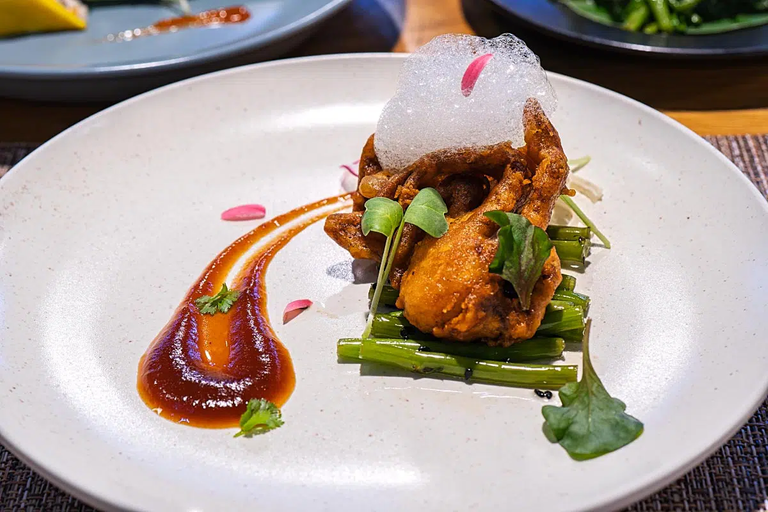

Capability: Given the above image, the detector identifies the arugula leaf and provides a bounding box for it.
[403,187,449,238]
[234,398,284,438]
[542,321,643,460]
[484,211,553,310]
[361,197,403,238]
[194,283,241,315]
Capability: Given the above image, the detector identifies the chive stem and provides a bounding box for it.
[559,195,612,249]
[368,284,399,308]
[361,232,394,339]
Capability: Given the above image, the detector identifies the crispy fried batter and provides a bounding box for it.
[325,141,521,286]
[324,99,569,345]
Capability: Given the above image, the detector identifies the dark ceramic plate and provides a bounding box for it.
[485,0,768,57]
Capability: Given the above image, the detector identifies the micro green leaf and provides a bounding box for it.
[360,188,448,339]
[234,398,284,438]
[194,283,241,315]
[361,197,404,238]
[485,211,553,310]
[403,187,449,238]
[542,322,643,460]
[361,198,403,338]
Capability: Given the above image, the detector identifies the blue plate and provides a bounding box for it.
[0,0,350,101]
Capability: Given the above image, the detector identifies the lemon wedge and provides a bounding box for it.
[0,0,89,37]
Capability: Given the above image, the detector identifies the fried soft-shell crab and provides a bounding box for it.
[324,99,570,347]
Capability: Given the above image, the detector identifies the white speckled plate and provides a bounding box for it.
[1,54,767,512]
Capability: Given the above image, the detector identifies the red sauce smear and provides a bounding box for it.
[106,5,250,43]
[138,194,351,428]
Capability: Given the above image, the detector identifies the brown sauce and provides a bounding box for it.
[105,6,250,43]
[138,194,351,428]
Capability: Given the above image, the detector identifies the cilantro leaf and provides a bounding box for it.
[542,321,643,460]
[234,398,284,438]
[194,283,241,315]
[403,187,449,238]
[361,197,403,238]
[484,211,553,310]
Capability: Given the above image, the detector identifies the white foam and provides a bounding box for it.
[375,34,557,171]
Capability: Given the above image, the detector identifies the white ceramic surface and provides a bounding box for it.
[1,55,767,512]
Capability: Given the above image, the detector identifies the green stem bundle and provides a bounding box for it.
[553,239,591,267]
[546,225,591,242]
[338,336,565,363]
[558,274,577,292]
[353,340,577,389]
[372,305,586,343]
[552,289,591,313]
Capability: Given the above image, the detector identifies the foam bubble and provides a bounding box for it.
[375,34,557,171]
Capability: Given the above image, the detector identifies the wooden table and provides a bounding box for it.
[2,0,768,142]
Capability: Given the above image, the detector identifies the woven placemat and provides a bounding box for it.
[1,138,767,512]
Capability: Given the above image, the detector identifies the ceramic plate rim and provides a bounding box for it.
[0,0,351,79]
[1,53,768,512]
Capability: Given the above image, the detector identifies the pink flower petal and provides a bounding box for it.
[340,170,358,193]
[283,299,312,324]
[340,164,358,177]
[339,158,361,192]
[461,53,493,97]
[221,204,266,221]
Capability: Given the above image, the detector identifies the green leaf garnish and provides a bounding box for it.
[360,188,448,338]
[234,398,284,438]
[361,197,403,238]
[402,187,449,238]
[361,198,404,339]
[542,321,643,460]
[485,211,553,310]
[194,283,241,315]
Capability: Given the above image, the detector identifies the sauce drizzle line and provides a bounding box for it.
[138,194,350,428]
[105,5,250,43]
